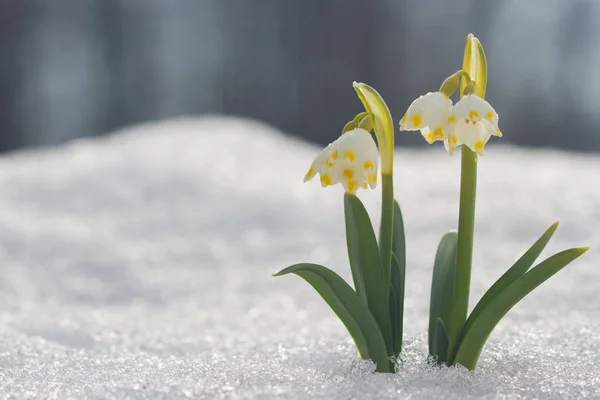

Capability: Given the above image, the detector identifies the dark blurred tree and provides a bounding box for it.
[0,2,28,151]
[0,0,598,153]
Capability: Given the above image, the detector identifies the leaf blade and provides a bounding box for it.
[453,247,589,370]
[344,193,393,355]
[390,200,406,354]
[273,263,391,372]
[352,82,394,174]
[454,221,559,359]
[428,231,458,364]
[431,318,449,364]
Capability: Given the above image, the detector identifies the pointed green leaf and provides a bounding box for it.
[473,37,487,98]
[353,82,395,286]
[344,193,393,355]
[454,222,559,358]
[352,82,394,175]
[390,200,406,354]
[428,231,458,364]
[453,247,589,370]
[273,263,391,372]
[460,34,474,98]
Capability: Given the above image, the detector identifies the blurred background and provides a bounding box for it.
[0,0,599,153]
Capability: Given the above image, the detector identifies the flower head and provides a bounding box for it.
[399,92,453,144]
[304,128,379,193]
[400,92,501,155]
[448,94,501,155]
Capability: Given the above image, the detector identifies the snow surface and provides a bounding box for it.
[0,116,598,399]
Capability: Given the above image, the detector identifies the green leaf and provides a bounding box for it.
[430,318,449,364]
[453,247,589,370]
[390,200,406,354]
[428,231,458,364]
[389,253,404,355]
[273,263,391,372]
[344,193,393,355]
[472,36,488,98]
[453,222,559,360]
[460,34,474,98]
[352,82,394,175]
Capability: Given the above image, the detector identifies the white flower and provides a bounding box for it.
[400,92,502,155]
[304,128,379,193]
[448,94,502,155]
[399,92,453,144]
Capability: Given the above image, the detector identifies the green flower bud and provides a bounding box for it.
[357,115,373,132]
[342,111,369,134]
[440,71,472,98]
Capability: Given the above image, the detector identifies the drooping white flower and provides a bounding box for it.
[448,94,501,155]
[399,92,453,144]
[400,91,502,155]
[304,128,379,193]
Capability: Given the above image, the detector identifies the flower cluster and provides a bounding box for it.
[279,34,589,376]
[400,92,502,155]
[304,128,379,193]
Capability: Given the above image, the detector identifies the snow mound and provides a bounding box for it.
[0,116,598,399]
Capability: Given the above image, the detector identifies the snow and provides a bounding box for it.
[0,116,598,399]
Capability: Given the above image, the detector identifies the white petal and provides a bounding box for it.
[336,129,378,164]
[303,143,333,182]
[307,128,379,193]
[480,119,498,138]
[419,127,435,144]
[454,95,498,126]
[453,119,491,155]
[400,92,452,132]
[443,138,456,155]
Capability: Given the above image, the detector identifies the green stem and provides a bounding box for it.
[380,173,394,288]
[449,146,477,352]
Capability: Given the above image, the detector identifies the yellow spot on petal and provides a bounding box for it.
[410,113,423,127]
[469,110,480,120]
[425,132,435,142]
[486,111,494,119]
[433,127,443,139]
[464,118,470,124]
[343,168,354,180]
[451,135,458,145]
[363,182,368,189]
[474,140,484,151]
[347,181,358,193]
[304,167,314,180]
[448,115,456,124]
[320,174,332,186]
[364,160,374,170]
[368,174,378,183]
[344,150,355,162]
[331,150,338,160]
